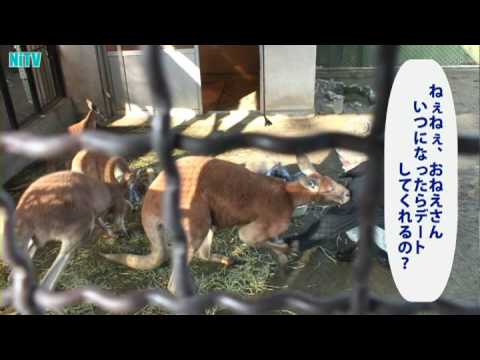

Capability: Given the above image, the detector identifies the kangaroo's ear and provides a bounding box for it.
[86,99,95,111]
[296,154,317,176]
[113,164,126,184]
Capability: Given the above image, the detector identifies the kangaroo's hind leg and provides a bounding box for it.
[96,217,115,238]
[238,219,291,267]
[166,221,203,296]
[40,218,95,292]
[166,201,211,296]
[40,241,78,292]
[26,239,38,258]
[166,241,197,297]
[196,229,234,267]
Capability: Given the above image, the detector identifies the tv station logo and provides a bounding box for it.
[9,51,42,69]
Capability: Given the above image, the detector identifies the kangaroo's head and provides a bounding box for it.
[85,98,106,126]
[293,154,351,206]
[105,157,143,209]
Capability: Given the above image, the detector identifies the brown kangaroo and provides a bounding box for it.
[71,149,142,233]
[71,150,135,187]
[46,99,103,173]
[13,157,132,291]
[102,154,350,294]
[68,99,100,135]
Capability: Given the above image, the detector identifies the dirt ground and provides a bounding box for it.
[1,109,478,314]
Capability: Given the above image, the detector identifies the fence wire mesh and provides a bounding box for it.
[317,45,480,67]
[0,45,479,315]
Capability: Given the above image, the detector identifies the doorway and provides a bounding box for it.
[199,45,260,113]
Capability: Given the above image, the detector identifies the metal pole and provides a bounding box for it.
[261,45,272,126]
[95,45,114,118]
[0,60,19,129]
[20,45,42,113]
[117,45,131,112]
[47,45,66,98]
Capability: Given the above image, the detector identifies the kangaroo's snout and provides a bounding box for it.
[331,182,351,207]
[308,174,351,207]
[340,188,351,205]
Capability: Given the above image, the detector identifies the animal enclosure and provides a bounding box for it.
[0,45,479,315]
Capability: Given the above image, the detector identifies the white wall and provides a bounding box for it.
[262,45,317,113]
[108,48,202,114]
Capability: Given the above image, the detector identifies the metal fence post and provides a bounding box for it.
[0,61,19,130]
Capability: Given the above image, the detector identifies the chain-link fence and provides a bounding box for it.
[0,45,479,315]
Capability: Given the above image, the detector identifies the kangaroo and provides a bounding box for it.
[68,99,102,135]
[13,156,133,291]
[102,154,351,294]
[46,99,104,173]
[71,149,142,233]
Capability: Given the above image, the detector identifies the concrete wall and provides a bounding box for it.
[58,45,107,116]
[1,98,77,185]
[262,45,317,113]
